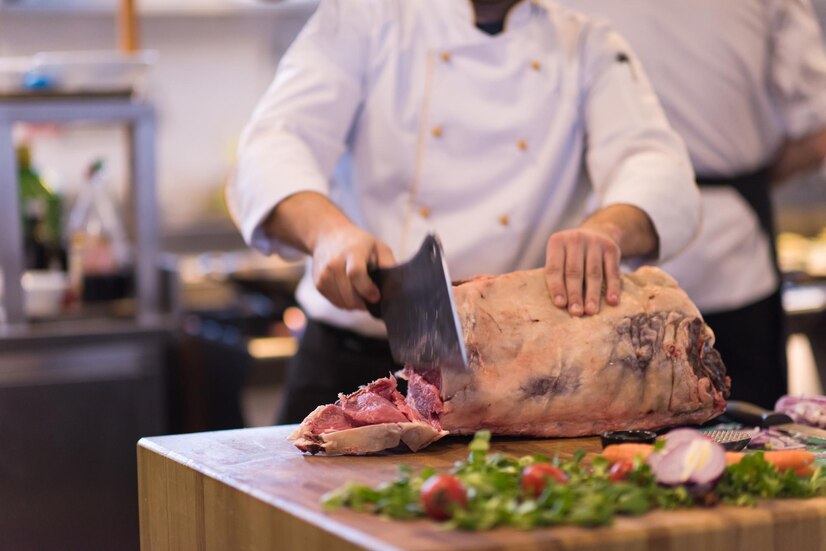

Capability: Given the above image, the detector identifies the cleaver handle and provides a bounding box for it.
[725,400,794,428]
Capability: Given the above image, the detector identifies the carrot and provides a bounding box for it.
[725,451,743,466]
[763,450,815,477]
[601,443,654,464]
[725,450,815,476]
[604,445,815,476]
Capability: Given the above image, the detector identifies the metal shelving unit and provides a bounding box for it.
[0,94,172,550]
[0,94,160,326]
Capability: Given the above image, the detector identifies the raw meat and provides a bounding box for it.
[291,376,447,454]
[443,266,729,436]
[291,266,730,454]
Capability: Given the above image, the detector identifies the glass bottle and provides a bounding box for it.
[18,144,64,271]
[66,159,133,303]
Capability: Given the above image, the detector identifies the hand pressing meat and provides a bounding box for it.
[545,205,659,316]
[291,266,730,454]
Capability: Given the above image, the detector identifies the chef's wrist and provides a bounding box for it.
[579,220,623,247]
[582,204,658,258]
[264,191,354,256]
[308,216,358,254]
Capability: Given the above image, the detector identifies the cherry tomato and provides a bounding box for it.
[521,463,568,497]
[420,474,468,521]
[609,460,634,482]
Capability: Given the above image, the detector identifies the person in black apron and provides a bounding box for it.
[276,9,523,425]
[247,0,700,425]
[272,4,664,425]
[696,169,787,410]
[557,0,826,409]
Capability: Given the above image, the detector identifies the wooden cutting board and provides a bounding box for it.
[137,425,826,551]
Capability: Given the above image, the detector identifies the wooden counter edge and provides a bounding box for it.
[136,437,398,551]
[135,432,826,551]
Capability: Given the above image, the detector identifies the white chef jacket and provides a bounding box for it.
[228,0,700,337]
[555,0,826,314]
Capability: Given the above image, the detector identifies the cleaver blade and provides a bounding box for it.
[367,233,468,372]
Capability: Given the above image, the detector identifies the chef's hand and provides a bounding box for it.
[544,205,659,316]
[312,224,396,311]
[263,191,396,311]
[544,226,622,317]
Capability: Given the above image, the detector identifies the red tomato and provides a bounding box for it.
[609,460,633,482]
[521,463,568,497]
[420,474,468,521]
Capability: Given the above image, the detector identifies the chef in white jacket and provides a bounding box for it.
[557,0,826,408]
[228,0,701,423]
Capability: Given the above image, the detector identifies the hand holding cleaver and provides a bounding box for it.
[366,234,468,373]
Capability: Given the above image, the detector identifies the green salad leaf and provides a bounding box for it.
[320,432,825,530]
[715,452,825,506]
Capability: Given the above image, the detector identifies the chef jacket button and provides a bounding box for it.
[499,215,510,226]
[432,126,443,138]
[517,139,528,151]
[531,60,542,71]
[441,51,451,63]
[419,206,431,219]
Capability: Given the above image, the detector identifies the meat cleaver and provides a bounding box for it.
[725,400,826,441]
[366,233,468,372]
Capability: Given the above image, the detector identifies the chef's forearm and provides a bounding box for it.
[772,127,826,183]
[263,191,354,255]
[580,204,659,259]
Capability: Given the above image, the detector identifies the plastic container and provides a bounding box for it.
[0,57,33,95]
[22,271,69,318]
[29,50,157,93]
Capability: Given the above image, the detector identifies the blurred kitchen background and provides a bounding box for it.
[0,0,825,549]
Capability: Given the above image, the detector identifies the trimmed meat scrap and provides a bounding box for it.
[291,266,729,454]
[290,376,447,454]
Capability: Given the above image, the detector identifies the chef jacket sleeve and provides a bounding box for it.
[227,0,373,258]
[768,0,826,139]
[580,21,701,262]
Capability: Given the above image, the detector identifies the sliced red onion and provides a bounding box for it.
[649,430,726,491]
[649,428,711,470]
[775,395,826,429]
[658,428,711,451]
[748,428,806,451]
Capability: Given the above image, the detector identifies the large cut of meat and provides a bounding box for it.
[291,266,730,454]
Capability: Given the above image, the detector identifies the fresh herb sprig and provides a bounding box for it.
[321,432,825,530]
[716,452,826,506]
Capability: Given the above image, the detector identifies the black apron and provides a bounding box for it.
[696,167,788,408]
[696,166,778,272]
[276,320,399,424]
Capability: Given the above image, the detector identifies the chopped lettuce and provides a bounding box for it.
[716,452,826,506]
[320,432,826,530]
